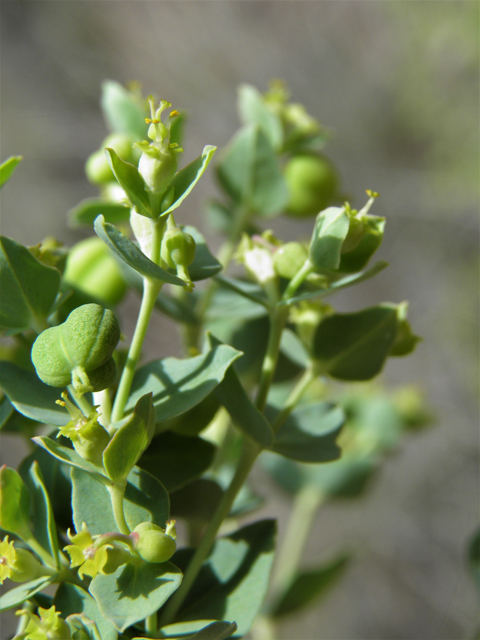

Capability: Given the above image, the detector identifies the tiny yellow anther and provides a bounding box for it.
[366,190,379,198]
[169,110,180,118]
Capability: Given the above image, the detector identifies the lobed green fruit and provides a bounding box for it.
[32,304,120,391]
[273,242,309,279]
[132,522,176,563]
[161,228,196,268]
[64,237,127,306]
[284,153,338,218]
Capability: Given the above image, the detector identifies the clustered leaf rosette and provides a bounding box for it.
[0,537,45,584]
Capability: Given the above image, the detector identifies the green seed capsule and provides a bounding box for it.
[161,228,196,269]
[132,521,177,564]
[273,242,309,280]
[32,304,120,393]
[64,237,127,306]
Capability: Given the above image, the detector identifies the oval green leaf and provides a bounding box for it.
[161,145,217,217]
[90,561,182,632]
[0,466,31,539]
[101,80,148,140]
[0,236,61,331]
[54,583,118,640]
[71,465,169,535]
[173,519,276,637]
[216,125,287,217]
[32,436,108,484]
[0,362,70,426]
[68,198,131,227]
[103,393,155,483]
[312,304,400,381]
[105,148,152,218]
[125,341,242,423]
[268,402,344,463]
[309,207,350,270]
[138,431,216,492]
[0,156,22,189]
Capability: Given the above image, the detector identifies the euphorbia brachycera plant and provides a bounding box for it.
[0,81,427,640]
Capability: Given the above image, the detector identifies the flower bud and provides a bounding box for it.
[132,521,176,564]
[273,242,309,280]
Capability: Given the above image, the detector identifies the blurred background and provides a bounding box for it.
[1,2,478,638]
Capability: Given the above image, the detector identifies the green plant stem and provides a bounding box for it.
[94,388,112,428]
[183,205,253,352]
[111,218,164,423]
[107,483,130,535]
[281,259,315,302]
[255,306,290,412]
[267,484,324,610]
[23,534,58,568]
[15,600,34,636]
[271,366,316,433]
[158,438,261,627]
[145,613,157,636]
[160,280,290,626]
[67,385,93,417]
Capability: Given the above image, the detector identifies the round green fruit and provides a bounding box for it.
[161,228,196,268]
[64,237,127,306]
[85,133,135,185]
[133,522,176,563]
[273,242,309,280]
[284,154,338,218]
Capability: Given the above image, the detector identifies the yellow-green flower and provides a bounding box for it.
[15,606,71,640]
[64,523,112,579]
[0,537,16,583]
[0,537,44,584]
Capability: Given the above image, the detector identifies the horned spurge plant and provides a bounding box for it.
[0,80,428,640]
